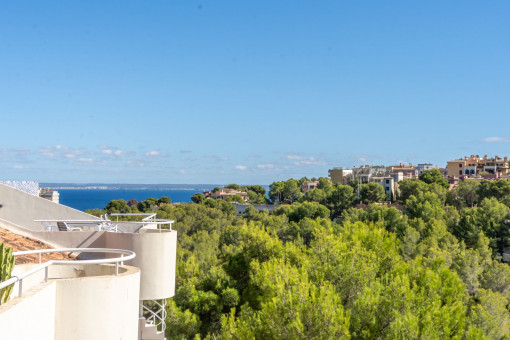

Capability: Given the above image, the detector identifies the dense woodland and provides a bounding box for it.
[87,170,510,339]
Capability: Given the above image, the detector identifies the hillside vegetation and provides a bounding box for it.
[89,175,510,339]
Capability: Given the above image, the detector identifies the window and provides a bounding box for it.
[385,179,390,184]
[386,187,390,191]
[459,170,462,175]
[459,164,463,167]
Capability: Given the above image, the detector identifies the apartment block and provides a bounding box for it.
[417,163,434,174]
[328,168,353,184]
[369,176,395,201]
[388,163,419,180]
[446,155,510,177]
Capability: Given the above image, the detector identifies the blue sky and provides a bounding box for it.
[1,1,509,184]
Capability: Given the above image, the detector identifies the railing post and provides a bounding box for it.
[38,253,42,264]
[18,279,23,297]
[120,254,124,266]
[45,267,49,282]
[115,261,119,276]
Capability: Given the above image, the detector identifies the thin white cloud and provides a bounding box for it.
[99,146,131,157]
[349,154,382,165]
[145,150,168,157]
[235,165,247,171]
[206,155,229,162]
[481,137,510,143]
[126,160,145,167]
[284,154,326,167]
[293,158,326,166]
[0,147,31,159]
[77,157,94,163]
[257,164,275,170]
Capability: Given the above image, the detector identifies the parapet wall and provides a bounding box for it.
[106,229,177,300]
[0,264,140,340]
[0,183,97,230]
[0,281,56,340]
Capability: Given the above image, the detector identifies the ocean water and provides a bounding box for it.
[58,189,203,212]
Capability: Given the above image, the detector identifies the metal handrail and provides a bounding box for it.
[105,213,174,231]
[142,299,167,333]
[0,248,136,300]
[110,213,156,218]
[35,218,174,232]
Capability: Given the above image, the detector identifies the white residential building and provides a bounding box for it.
[0,183,177,339]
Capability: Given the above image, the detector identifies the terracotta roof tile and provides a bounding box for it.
[0,227,74,265]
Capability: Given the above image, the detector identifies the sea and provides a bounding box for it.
[41,183,270,212]
[41,184,219,212]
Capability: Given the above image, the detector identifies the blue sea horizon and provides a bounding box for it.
[50,184,271,212]
[57,188,206,211]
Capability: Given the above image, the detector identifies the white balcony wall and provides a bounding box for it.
[0,281,57,340]
[106,229,177,300]
[54,264,140,340]
[0,264,140,340]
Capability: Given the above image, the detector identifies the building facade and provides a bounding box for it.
[302,180,319,193]
[446,155,510,177]
[328,168,352,184]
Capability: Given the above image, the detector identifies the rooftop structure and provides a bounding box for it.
[0,182,177,339]
[0,181,60,203]
[352,165,388,184]
[387,163,419,179]
[39,189,59,204]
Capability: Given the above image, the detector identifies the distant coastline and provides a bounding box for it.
[40,183,271,211]
[41,183,223,191]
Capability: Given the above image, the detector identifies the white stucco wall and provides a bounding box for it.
[0,281,56,340]
[106,229,177,300]
[0,264,140,340]
[0,183,98,230]
[54,265,140,340]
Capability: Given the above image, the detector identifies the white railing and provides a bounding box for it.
[35,215,174,233]
[109,213,174,231]
[0,248,136,300]
[141,299,167,333]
